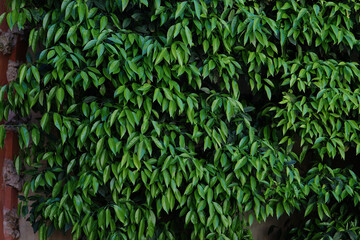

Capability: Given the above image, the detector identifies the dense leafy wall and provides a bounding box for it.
[1,0,360,239]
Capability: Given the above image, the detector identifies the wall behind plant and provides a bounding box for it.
[1,0,360,239]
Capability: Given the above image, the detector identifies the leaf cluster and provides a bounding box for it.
[2,0,360,239]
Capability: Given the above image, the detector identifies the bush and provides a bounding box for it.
[1,0,360,239]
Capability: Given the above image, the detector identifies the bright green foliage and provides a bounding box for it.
[2,0,360,239]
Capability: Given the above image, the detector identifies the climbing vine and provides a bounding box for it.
[1,0,360,239]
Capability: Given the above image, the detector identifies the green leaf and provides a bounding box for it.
[20,127,30,147]
[276,203,283,219]
[265,85,271,100]
[53,113,62,130]
[304,203,314,217]
[19,65,27,84]
[40,113,49,130]
[138,83,152,92]
[0,125,5,148]
[297,8,307,21]
[108,138,117,155]
[103,165,110,183]
[194,0,201,19]
[250,176,256,190]
[56,87,65,104]
[155,48,167,65]
[67,159,76,174]
[54,27,64,43]
[14,156,21,175]
[65,85,74,98]
[175,2,187,19]
[83,39,96,50]
[321,204,331,218]
[147,210,156,237]
[213,37,220,54]
[80,125,90,143]
[226,101,233,121]
[100,16,108,32]
[67,25,77,39]
[96,137,105,155]
[82,103,90,117]
[317,203,324,220]
[184,26,193,47]
[122,0,129,11]
[109,60,120,74]
[348,231,357,240]
[0,12,6,25]
[52,180,63,198]
[31,128,40,145]
[234,157,247,170]
[114,205,126,223]
[78,2,86,22]
[31,66,40,83]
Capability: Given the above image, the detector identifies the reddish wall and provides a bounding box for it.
[0,0,24,239]
[1,132,19,240]
[0,135,3,240]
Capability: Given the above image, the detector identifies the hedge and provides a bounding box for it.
[1,0,360,239]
